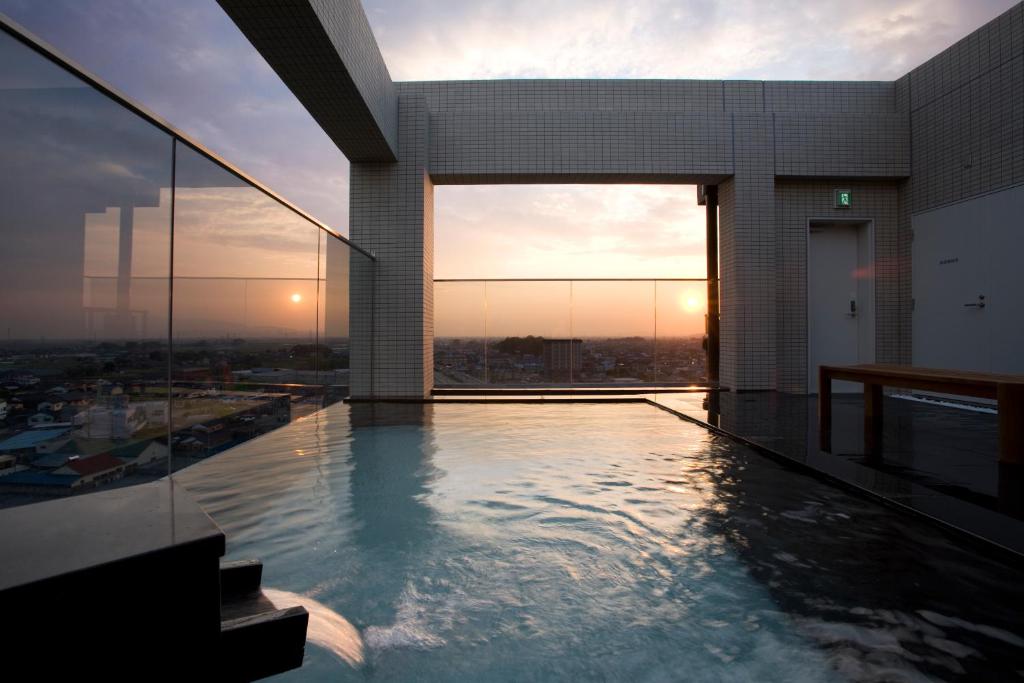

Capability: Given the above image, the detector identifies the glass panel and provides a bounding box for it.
[320,234,352,405]
[434,281,486,384]
[0,32,172,506]
[572,281,656,384]
[170,141,320,469]
[485,282,571,385]
[655,281,709,384]
[433,280,711,387]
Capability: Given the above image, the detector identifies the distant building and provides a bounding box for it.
[0,428,73,454]
[0,470,80,494]
[136,400,169,426]
[27,412,55,427]
[54,452,127,487]
[31,451,76,470]
[543,339,583,380]
[74,395,147,440]
[108,440,168,467]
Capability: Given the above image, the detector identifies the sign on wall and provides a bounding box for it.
[834,189,852,209]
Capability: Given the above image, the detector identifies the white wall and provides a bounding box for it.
[912,183,1024,374]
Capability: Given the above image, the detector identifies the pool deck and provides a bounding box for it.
[397,389,1024,562]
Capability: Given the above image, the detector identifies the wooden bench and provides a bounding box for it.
[818,364,1024,465]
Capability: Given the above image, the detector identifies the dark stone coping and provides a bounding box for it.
[432,385,710,396]
[0,478,225,592]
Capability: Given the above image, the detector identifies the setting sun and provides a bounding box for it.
[680,294,702,313]
[290,293,302,303]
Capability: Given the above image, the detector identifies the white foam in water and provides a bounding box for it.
[264,588,365,668]
[364,620,446,651]
[364,584,446,652]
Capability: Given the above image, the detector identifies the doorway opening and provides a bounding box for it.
[432,184,712,387]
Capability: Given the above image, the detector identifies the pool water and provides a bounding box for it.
[178,402,1024,681]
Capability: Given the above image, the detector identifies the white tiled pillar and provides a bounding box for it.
[350,96,433,398]
[718,114,777,391]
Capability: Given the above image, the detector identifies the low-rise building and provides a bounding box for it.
[0,427,73,455]
[74,402,147,440]
[54,452,127,487]
[27,412,55,427]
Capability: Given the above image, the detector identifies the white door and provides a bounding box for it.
[808,222,873,392]
[913,184,1024,375]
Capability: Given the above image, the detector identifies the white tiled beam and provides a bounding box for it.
[218,0,397,162]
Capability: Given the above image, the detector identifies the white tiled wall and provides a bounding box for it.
[345,2,1023,397]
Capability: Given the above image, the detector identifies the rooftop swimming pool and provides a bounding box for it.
[178,402,1024,681]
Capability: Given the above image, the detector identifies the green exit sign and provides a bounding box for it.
[835,189,852,208]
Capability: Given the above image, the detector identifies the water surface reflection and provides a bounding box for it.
[180,402,1023,681]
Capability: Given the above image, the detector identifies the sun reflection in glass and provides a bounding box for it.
[290,293,302,303]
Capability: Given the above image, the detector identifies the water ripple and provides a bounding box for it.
[179,402,1024,682]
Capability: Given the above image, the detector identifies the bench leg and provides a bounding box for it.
[864,383,883,461]
[997,383,1024,466]
[818,367,832,452]
[998,463,1023,517]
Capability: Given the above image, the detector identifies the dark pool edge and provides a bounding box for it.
[348,396,653,404]
[643,398,1024,569]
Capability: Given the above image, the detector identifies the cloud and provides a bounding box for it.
[364,0,1016,81]
[435,184,707,278]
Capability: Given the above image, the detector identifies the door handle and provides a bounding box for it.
[964,295,986,309]
[845,299,857,317]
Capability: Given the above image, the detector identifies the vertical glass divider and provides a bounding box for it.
[483,281,489,385]
[314,232,321,386]
[654,280,658,385]
[569,280,574,385]
[374,260,377,393]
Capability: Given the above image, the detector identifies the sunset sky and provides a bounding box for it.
[0,0,1015,281]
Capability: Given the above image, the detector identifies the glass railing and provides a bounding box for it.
[0,22,374,505]
[434,279,709,387]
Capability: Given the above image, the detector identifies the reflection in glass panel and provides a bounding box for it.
[434,281,487,384]
[655,281,709,384]
[486,282,571,385]
[170,141,320,468]
[573,281,656,384]
[0,32,172,507]
[321,234,353,404]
